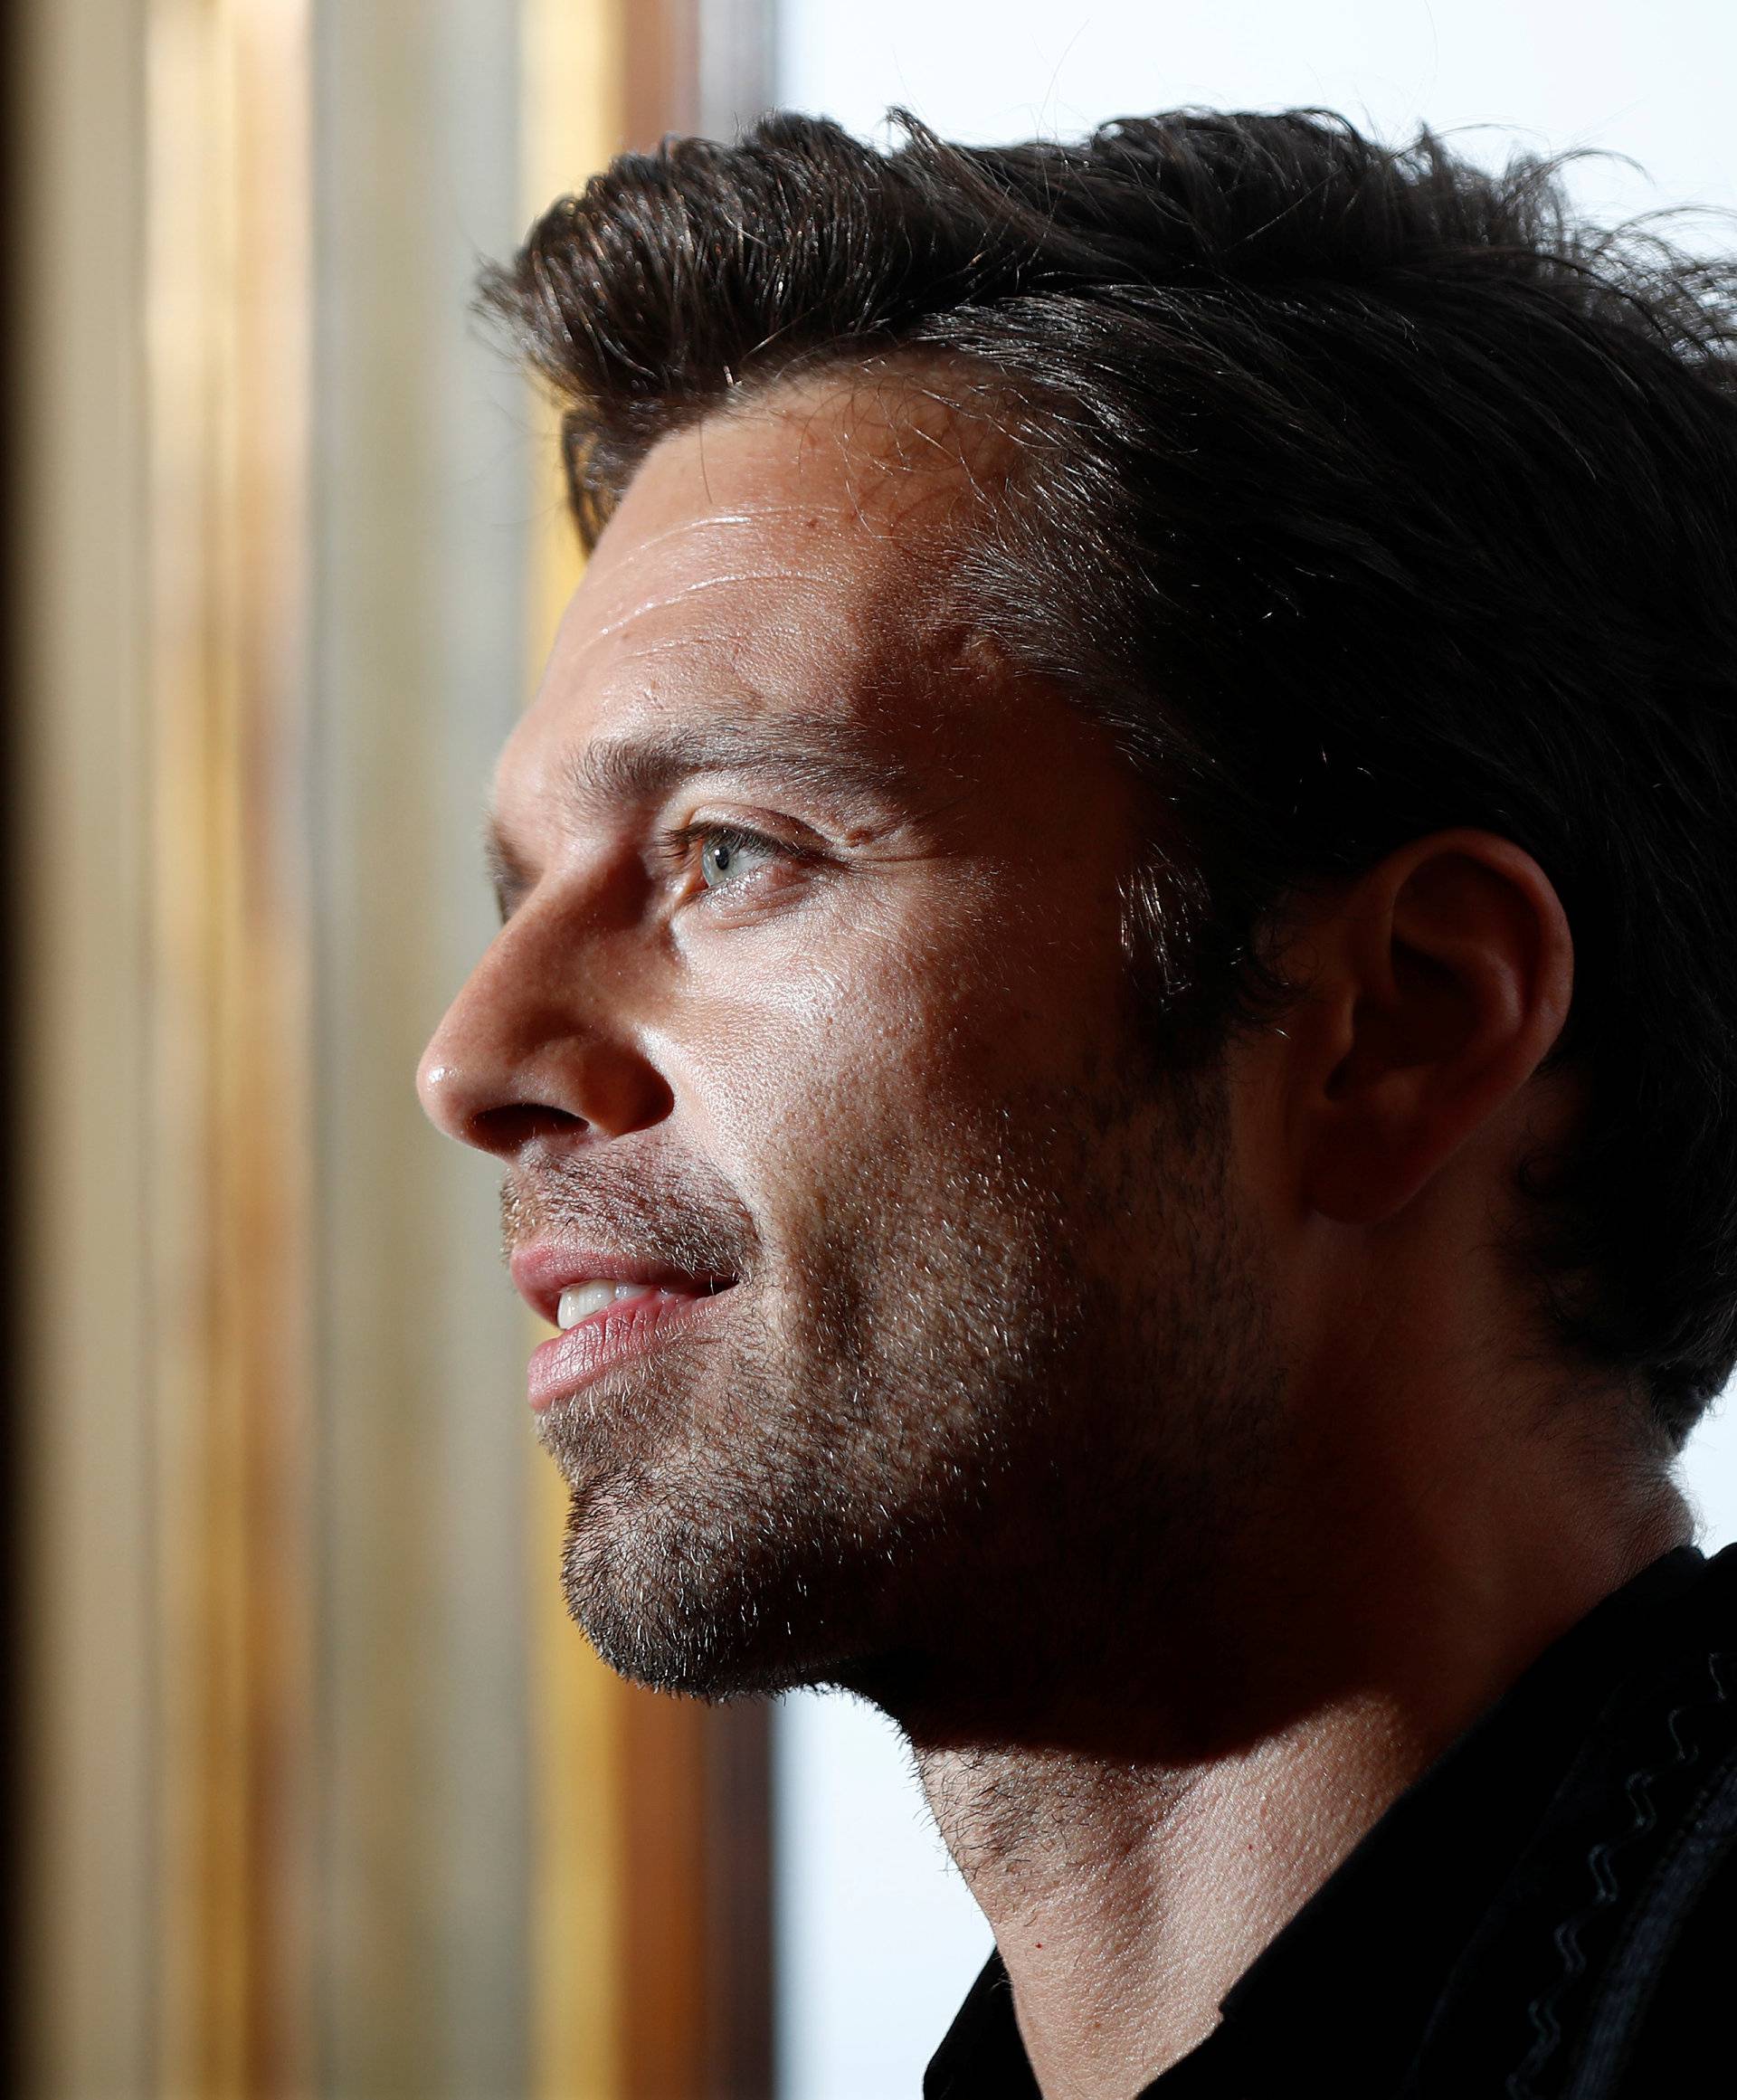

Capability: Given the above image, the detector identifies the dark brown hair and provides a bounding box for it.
[481,108,1737,1446]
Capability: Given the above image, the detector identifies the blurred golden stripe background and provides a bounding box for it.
[9,3,773,2094]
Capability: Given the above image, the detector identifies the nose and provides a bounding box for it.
[416,907,673,1160]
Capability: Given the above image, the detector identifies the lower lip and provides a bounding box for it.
[526,1288,732,1412]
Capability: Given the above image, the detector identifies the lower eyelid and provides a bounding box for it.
[698,849,827,915]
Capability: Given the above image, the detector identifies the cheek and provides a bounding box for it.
[654,880,1131,1193]
[666,949,960,1178]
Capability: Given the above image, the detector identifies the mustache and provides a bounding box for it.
[498,1146,760,1281]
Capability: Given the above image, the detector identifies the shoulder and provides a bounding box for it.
[1519,1598,1737,2098]
[1410,1552,1737,2096]
[1614,1843,1737,2093]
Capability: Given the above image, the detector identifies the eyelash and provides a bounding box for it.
[658,820,802,891]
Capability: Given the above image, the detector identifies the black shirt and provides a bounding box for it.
[925,1542,1737,2099]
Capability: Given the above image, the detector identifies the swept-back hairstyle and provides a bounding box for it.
[480,108,1737,1446]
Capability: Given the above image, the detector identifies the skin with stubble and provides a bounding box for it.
[418,373,1691,2098]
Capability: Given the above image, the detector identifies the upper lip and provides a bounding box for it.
[508,1242,736,1327]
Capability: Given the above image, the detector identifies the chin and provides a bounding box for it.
[555,1485,893,1703]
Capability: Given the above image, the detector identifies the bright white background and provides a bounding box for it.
[769,7,1737,2096]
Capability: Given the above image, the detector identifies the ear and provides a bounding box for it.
[1286,831,1574,1226]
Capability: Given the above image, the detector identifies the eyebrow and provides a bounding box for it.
[481,712,906,917]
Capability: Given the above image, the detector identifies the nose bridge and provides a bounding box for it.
[417,885,664,1148]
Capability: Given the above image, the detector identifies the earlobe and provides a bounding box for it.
[1295,832,1573,1227]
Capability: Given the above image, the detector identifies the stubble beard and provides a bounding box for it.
[525,1051,1284,1720]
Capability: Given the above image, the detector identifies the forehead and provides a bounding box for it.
[497,375,1001,820]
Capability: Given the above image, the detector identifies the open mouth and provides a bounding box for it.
[514,1250,740,1413]
[553,1276,733,1332]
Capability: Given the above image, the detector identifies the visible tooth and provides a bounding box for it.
[557,1281,618,1329]
[612,1281,642,1300]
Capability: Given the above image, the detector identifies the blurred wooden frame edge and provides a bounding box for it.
[0,0,32,2086]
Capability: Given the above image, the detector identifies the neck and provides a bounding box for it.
[902,1395,1690,2100]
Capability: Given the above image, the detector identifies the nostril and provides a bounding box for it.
[422,1042,671,1153]
[464,1101,589,1156]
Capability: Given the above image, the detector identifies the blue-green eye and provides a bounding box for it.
[698,826,777,890]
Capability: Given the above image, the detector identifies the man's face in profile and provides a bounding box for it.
[419,377,1282,1725]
